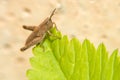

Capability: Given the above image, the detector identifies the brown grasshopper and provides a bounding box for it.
[20,8,57,51]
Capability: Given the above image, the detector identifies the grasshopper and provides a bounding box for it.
[20,8,57,51]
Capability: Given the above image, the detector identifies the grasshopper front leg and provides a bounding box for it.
[47,31,61,39]
[53,22,59,31]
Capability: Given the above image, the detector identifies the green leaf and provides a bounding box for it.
[102,50,118,80]
[27,40,66,80]
[93,43,108,80]
[27,27,120,80]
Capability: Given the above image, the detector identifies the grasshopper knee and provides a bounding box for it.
[20,46,28,51]
[23,25,28,29]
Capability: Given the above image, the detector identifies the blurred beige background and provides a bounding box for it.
[0,0,120,80]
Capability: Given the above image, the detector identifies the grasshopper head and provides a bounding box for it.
[46,8,56,29]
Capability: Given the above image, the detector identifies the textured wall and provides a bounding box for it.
[0,0,120,80]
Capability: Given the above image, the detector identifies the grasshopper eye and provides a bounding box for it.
[46,19,52,25]
[46,21,49,25]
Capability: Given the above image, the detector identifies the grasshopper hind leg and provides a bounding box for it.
[23,25,36,31]
[20,34,46,51]
[20,36,42,51]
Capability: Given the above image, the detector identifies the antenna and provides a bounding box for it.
[49,8,56,19]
